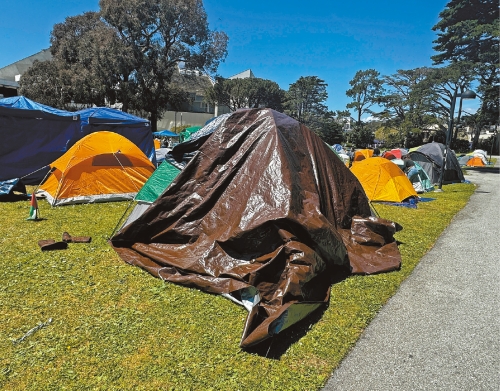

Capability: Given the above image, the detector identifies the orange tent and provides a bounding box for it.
[40,131,155,206]
[154,138,161,149]
[351,157,418,202]
[466,156,486,167]
[352,149,374,164]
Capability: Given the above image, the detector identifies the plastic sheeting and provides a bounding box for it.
[110,108,402,348]
[153,129,179,137]
[135,160,181,203]
[0,178,27,201]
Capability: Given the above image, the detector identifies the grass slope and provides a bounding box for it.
[0,182,475,390]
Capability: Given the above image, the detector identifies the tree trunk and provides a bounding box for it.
[453,97,464,143]
[472,122,482,150]
[150,111,158,132]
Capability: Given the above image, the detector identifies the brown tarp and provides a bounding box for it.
[110,108,402,348]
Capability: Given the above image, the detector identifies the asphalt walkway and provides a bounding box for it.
[323,159,500,391]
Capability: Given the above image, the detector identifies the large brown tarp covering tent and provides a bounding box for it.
[110,108,402,349]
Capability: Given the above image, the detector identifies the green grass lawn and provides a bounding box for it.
[0,182,475,390]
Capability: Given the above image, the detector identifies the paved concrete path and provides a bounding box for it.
[323,160,500,391]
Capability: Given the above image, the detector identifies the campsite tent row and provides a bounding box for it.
[329,146,431,200]
[9,107,475,350]
[458,150,489,167]
[340,142,466,197]
[0,96,155,184]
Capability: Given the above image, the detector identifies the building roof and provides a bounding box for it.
[228,69,255,79]
[0,78,18,89]
[0,48,52,82]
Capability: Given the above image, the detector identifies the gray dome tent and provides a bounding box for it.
[408,142,464,185]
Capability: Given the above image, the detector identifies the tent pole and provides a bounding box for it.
[107,151,146,238]
[108,199,135,239]
[369,202,380,218]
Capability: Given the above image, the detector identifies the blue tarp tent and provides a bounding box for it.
[0,96,81,184]
[153,129,179,137]
[0,97,156,184]
[0,178,28,201]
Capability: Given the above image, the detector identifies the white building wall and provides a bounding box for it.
[157,111,215,130]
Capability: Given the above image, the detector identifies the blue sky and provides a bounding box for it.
[1,0,469,117]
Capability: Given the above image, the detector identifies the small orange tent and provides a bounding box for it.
[154,138,161,149]
[351,157,418,202]
[466,156,486,167]
[352,149,374,164]
[40,131,155,206]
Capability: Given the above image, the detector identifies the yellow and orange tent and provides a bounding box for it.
[40,131,155,206]
[352,149,374,164]
[351,157,417,203]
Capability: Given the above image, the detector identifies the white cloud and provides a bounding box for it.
[462,106,478,114]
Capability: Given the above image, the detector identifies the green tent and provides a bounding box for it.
[407,161,434,193]
[135,160,181,202]
[179,126,202,143]
[121,160,181,228]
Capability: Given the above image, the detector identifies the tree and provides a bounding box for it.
[419,63,475,144]
[19,60,65,109]
[432,0,498,65]
[345,69,383,126]
[282,76,344,144]
[99,0,228,130]
[20,1,228,131]
[432,0,499,149]
[19,12,116,109]
[349,127,374,148]
[307,111,345,145]
[376,68,436,148]
[204,77,284,111]
[284,76,328,123]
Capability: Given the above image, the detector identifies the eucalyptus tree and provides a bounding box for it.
[19,60,71,109]
[19,12,116,109]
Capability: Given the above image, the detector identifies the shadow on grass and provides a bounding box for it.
[0,194,31,202]
[245,265,351,359]
[25,218,49,223]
